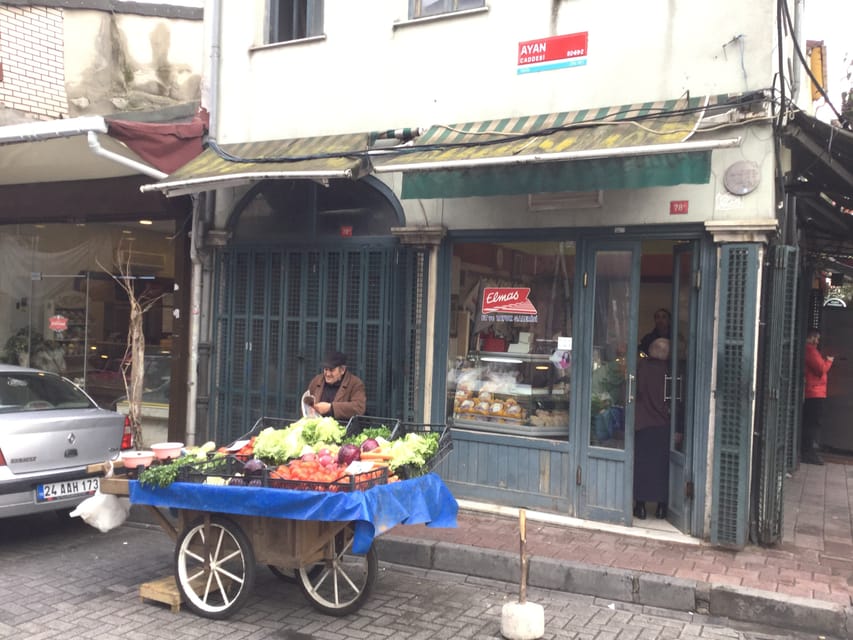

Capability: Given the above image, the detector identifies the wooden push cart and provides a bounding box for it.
[95,471,381,619]
[90,418,455,619]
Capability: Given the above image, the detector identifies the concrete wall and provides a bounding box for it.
[0,2,203,122]
[213,0,783,142]
[64,9,203,116]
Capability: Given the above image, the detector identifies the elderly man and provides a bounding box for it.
[304,350,366,421]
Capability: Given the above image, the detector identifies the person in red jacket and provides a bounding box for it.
[802,329,834,465]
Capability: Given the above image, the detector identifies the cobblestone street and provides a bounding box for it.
[0,514,832,639]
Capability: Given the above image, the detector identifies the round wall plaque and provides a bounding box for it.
[723,160,760,196]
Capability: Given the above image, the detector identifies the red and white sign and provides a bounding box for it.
[517,32,588,69]
[48,315,68,332]
[340,225,353,237]
[669,200,689,215]
[481,287,538,316]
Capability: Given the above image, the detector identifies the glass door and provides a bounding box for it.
[666,243,697,532]
[576,241,641,523]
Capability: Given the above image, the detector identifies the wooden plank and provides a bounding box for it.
[99,477,130,496]
[140,575,182,613]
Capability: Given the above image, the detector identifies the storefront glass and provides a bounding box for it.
[589,250,631,450]
[447,241,574,438]
[0,223,175,408]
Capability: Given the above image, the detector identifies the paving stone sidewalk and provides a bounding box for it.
[379,461,853,638]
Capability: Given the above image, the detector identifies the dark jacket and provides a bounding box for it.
[306,369,366,420]
[634,358,669,431]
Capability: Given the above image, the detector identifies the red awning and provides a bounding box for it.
[107,109,209,174]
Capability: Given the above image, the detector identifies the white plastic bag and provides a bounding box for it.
[301,391,319,418]
[69,462,131,533]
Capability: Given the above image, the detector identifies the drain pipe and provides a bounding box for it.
[185,0,223,443]
[86,131,167,180]
[185,193,206,446]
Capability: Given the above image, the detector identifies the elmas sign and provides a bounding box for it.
[517,32,588,75]
[481,287,539,323]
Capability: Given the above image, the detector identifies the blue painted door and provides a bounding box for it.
[576,241,641,524]
[667,243,697,533]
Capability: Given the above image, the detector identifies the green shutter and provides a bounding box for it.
[755,245,799,544]
[209,245,402,443]
[712,244,760,548]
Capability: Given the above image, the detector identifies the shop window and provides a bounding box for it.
[268,0,324,43]
[231,179,401,241]
[447,241,574,438]
[410,0,485,19]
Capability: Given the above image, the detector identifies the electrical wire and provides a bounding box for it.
[207,94,770,165]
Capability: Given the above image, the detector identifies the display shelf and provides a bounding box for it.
[449,351,570,437]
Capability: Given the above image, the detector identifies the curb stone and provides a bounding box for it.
[375,535,852,638]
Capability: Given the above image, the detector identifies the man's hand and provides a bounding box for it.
[315,401,332,416]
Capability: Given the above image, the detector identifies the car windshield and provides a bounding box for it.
[0,372,94,413]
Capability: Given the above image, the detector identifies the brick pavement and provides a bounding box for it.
[386,460,853,609]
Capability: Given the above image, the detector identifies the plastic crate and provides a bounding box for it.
[176,455,267,487]
[393,422,453,479]
[344,415,402,440]
[219,416,297,460]
[268,465,388,492]
[245,416,297,437]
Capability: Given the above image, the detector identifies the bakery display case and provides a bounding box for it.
[449,352,570,437]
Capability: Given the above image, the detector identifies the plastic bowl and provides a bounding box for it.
[150,442,185,460]
[121,450,155,468]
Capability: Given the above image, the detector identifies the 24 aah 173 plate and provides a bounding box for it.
[36,477,99,502]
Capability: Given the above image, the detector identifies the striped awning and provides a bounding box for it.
[141,132,373,197]
[142,96,744,199]
[373,96,742,198]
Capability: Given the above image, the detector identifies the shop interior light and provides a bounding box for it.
[139,219,153,225]
[480,356,524,364]
[535,365,550,371]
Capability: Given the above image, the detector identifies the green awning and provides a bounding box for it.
[141,97,744,200]
[141,132,372,197]
[372,97,741,199]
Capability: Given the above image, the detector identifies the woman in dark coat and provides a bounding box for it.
[633,337,671,520]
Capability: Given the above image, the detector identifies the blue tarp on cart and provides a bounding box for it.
[129,473,458,554]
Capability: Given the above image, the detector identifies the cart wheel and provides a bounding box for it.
[268,563,322,583]
[174,516,256,619]
[296,524,378,616]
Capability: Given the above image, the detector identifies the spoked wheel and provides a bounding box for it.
[297,523,377,616]
[174,516,256,619]
[268,563,322,583]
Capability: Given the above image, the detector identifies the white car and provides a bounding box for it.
[0,364,129,519]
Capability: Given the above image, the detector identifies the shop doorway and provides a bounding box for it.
[576,239,698,533]
[576,241,641,524]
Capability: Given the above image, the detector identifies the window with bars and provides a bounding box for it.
[410,0,485,19]
[268,0,324,44]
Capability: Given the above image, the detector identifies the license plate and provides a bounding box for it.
[36,477,99,502]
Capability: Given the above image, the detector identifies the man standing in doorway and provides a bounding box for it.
[802,329,834,465]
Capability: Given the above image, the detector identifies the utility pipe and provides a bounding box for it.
[87,131,167,180]
[185,0,223,443]
[0,115,107,143]
[185,193,205,446]
[374,137,742,173]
